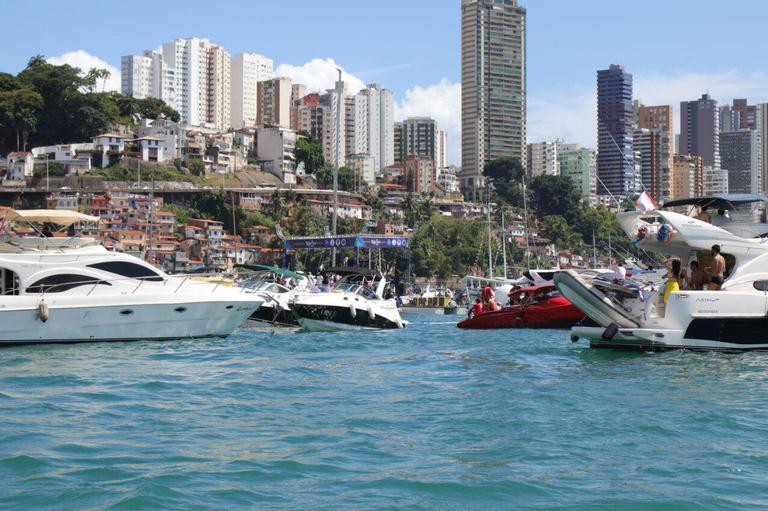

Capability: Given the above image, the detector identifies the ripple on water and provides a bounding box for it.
[2,313,768,509]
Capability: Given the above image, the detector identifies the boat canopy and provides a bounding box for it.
[325,267,381,277]
[663,194,768,211]
[0,208,100,226]
[235,264,302,279]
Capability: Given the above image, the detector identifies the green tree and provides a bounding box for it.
[0,88,44,150]
[528,174,582,223]
[540,214,584,253]
[295,135,325,173]
[315,165,358,192]
[484,157,524,206]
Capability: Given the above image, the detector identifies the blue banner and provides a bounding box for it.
[285,236,409,250]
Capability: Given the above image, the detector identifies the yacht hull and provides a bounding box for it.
[0,296,261,345]
[291,302,406,332]
[572,318,768,352]
[248,302,299,327]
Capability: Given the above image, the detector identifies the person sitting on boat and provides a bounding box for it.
[696,206,711,224]
[468,297,484,318]
[711,208,730,228]
[483,283,494,302]
[611,260,627,285]
[318,275,331,292]
[663,259,683,303]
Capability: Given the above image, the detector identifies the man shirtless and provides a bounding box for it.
[707,244,726,290]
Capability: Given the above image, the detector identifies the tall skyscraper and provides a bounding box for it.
[635,104,673,200]
[394,117,438,164]
[720,129,762,194]
[670,154,703,200]
[597,64,635,198]
[436,130,447,168]
[460,0,527,200]
[121,50,176,108]
[257,77,292,128]
[680,93,720,169]
[352,83,394,173]
[230,53,273,128]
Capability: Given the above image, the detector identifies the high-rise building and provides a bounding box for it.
[720,129,762,194]
[634,129,671,201]
[460,0,526,200]
[121,50,176,108]
[352,84,394,173]
[436,130,447,169]
[558,143,596,205]
[597,64,635,198]
[394,117,438,163]
[257,77,292,128]
[294,82,347,168]
[404,155,436,194]
[527,141,560,177]
[670,154,703,200]
[637,104,673,134]
[680,93,720,169]
[703,165,728,195]
[230,53,273,128]
[155,38,231,129]
[758,104,768,193]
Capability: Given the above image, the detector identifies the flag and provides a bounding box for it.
[635,191,658,213]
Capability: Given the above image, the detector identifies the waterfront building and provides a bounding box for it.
[558,143,596,205]
[597,64,635,198]
[634,128,671,201]
[680,93,720,169]
[230,53,273,128]
[527,141,559,177]
[720,129,762,194]
[352,83,394,174]
[257,77,292,128]
[460,0,527,201]
[394,117,438,164]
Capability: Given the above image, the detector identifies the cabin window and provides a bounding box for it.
[88,261,164,282]
[27,274,112,294]
[753,281,768,292]
[1,268,20,296]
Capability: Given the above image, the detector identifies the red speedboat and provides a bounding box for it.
[457,284,585,329]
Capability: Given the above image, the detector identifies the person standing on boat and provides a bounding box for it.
[707,245,726,290]
[688,261,707,290]
[663,259,683,303]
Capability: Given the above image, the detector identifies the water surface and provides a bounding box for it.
[2,312,767,510]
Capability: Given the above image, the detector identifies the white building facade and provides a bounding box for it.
[230,53,273,128]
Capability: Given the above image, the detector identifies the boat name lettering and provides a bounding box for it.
[696,298,719,302]
[697,309,719,314]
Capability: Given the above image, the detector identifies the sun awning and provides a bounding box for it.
[0,208,100,226]
[663,194,768,211]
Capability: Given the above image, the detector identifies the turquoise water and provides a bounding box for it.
[2,312,768,510]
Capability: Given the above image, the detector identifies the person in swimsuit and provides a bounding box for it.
[663,259,683,303]
[707,244,726,290]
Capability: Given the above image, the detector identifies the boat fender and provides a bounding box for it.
[38,299,49,323]
[367,304,376,319]
[570,334,580,343]
[349,302,356,318]
[395,317,404,329]
[602,322,619,342]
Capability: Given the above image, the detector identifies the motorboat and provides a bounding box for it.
[460,269,560,305]
[556,208,768,351]
[0,208,263,345]
[457,283,585,329]
[290,268,408,331]
[663,193,768,238]
[237,264,307,327]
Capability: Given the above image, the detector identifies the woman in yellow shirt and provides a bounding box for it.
[663,259,682,303]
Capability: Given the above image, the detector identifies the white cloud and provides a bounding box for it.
[395,78,462,165]
[528,69,768,148]
[274,58,365,95]
[48,50,121,92]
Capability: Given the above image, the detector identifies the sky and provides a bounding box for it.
[2,0,768,165]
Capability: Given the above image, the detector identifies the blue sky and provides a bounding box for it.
[2,0,768,163]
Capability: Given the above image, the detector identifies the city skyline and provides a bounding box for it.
[3,1,768,165]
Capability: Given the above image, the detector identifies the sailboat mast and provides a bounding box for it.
[522,172,531,269]
[592,229,597,269]
[487,190,493,278]
[501,210,507,279]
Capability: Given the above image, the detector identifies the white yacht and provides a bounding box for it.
[556,209,768,351]
[290,269,407,331]
[0,208,263,345]
[663,193,768,238]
